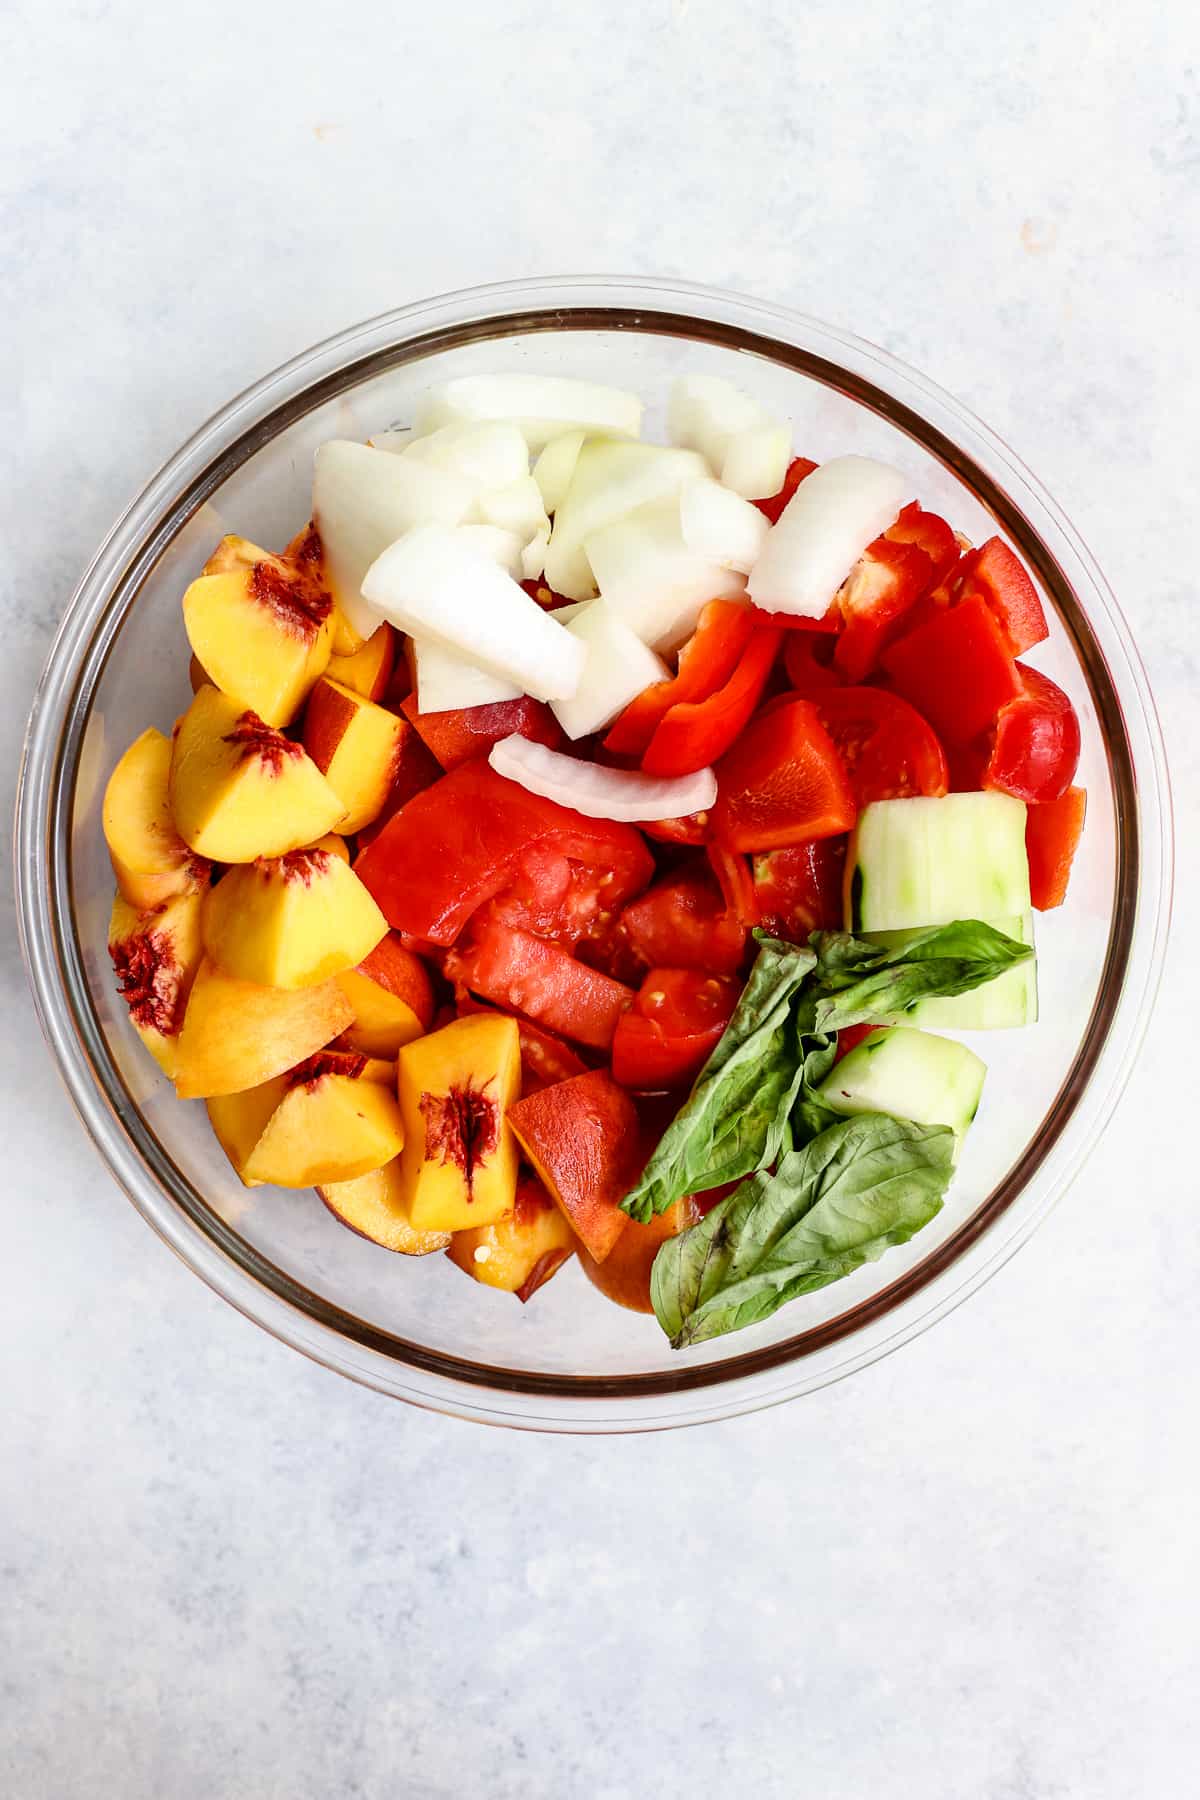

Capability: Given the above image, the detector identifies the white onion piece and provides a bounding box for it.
[490,734,716,823]
[544,442,710,600]
[721,422,791,500]
[362,525,586,703]
[586,497,745,653]
[668,374,765,468]
[312,441,475,639]
[679,477,768,574]
[412,639,520,711]
[551,600,669,741]
[416,375,642,452]
[532,430,586,514]
[454,523,526,579]
[477,473,551,544]
[367,429,414,453]
[747,455,909,618]
[402,421,529,490]
[521,521,551,581]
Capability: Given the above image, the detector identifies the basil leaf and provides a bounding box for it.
[803,920,1032,1035]
[651,1113,954,1348]
[620,935,816,1223]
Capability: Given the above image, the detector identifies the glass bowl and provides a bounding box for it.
[14,276,1171,1432]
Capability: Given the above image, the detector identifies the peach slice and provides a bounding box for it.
[108,890,205,1078]
[173,957,353,1098]
[446,1173,576,1300]
[206,1075,290,1185]
[327,623,396,702]
[578,1197,703,1313]
[201,846,387,988]
[169,686,346,863]
[317,1156,451,1255]
[508,1071,640,1264]
[188,655,213,694]
[103,727,209,910]
[358,1056,397,1085]
[182,536,334,728]
[301,676,409,834]
[286,519,365,659]
[307,832,350,863]
[337,932,434,1056]
[242,1050,405,1187]
[396,1013,521,1234]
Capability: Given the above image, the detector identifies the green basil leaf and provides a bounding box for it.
[651,1114,954,1348]
[803,920,1032,1034]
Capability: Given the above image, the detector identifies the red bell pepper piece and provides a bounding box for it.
[955,538,1047,656]
[603,600,755,757]
[401,693,562,771]
[355,762,653,946]
[617,869,748,976]
[834,536,935,682]
[705,843,762,928]
[641,627,783,778]
[833,1023,882,1062]
[882,594,1023,744]
[711,700,856,852]
[611,968,741,1090]
[1025,786,1087,910]
[445,919,635,1051]
[983,665,1081,803]
[884,502,960,581]
[754,456,819,524]
[783,629,843,694]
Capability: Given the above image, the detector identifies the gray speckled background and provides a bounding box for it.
[3,3,1196,1794]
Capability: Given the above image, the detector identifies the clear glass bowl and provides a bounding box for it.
[14,277,1171,1432]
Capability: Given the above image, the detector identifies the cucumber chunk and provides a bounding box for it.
[847,792,1030,934]
[817,1025,986,1153]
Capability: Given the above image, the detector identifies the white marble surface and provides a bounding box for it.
[3,2,1196,1793]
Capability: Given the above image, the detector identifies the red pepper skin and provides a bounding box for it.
[604,600,754,758]
[984,665,1081,804]
[784,630,843,694]
[882,594,1023,744]
[955,538,1048,656]
[834,536,934,682]
[711,700,857,853]
[754,456,820,524]
[1025,786,1087,910]
[641,628,783,778]
[401,694,562,771]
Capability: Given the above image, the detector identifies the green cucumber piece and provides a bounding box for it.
[847,792,1030,934]
[817,1025,987,1153]
[867,912,1038,1029]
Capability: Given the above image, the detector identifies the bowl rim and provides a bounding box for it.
[14,274,1173,1431]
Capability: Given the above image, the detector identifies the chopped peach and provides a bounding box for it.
[579,1198,703,1312]
[353,724,443,848]
[358,1056,396,1085]
[173,957,353,1098]
[317,1156,451,1254]
[206,1075,290,1185]
[188,654,213,694]
[108,890,204,1078]
[169,685,346,863]
[242,1050,405,1187]
[396,1014,521,1234]
[327,623,395,702]
[182,535,334,728]
[301,676,409,834]
[201,847,386,988]
[337,932,434,1056]
[103,727,209,910]
[308,832,350,863]
[508,1071,640,1263]
[284,524,364,659]
[330,606,366,657]
[447,1174,576,1300]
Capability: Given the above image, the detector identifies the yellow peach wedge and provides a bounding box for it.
[446,1174,576,1301]
[201,847,386,989]
[316,1156,451,1256]
[182,535,334,728]
[337,932,434,1057]
[327,623,396,702]
[206,1076,291,1186]
[173,957,353,1099]
[396,1013,521,1235]
[242,1050,405,1188]
[108,889,205,1079]
[103,727,209,911]
[301,676,408,834]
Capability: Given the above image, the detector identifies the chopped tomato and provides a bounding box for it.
[603,600,754,757]
[882,594,1023,744]
[401,693,562,771]
[984,665,1081,803]
[445,919,634,1050]
[519,578,575,611]
[955,537,1048,656]
[706,843,762,928]
[754,456,819,524]
[784,629,843,694]
[641,627,783,777]
[711,700,857,852]
[617,869,747,976]
[945,738,989,793]
[611,968,741,1090]
[455,990,590,1092]
[355,762,653,946]
[642,813,709,847]
[811,687,949,805]
[834,537,935,682]
[488,844,648,951]
[752,839,846,942]
[1026,786,1087,910]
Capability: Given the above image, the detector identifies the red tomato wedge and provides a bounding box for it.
[1025,786,1087,910]
[401,693,562,771]
[882,594,1023,744]
[603,600,755,757]
[617,870,748,976]
[754,456,819,524]
[984,665,1081,803]
[833,1023,881,1062]
[612,968,741,1090]
[811,687,949,806]
[355,762,653,946]
[752,839,846,942]
[641,627,783,778]
[706,843,762,928]
[455,991,590,1093]
[641,813,709,847]
[954,537,1048,656]
[445,919,634,1051]
[711,700,857,852]
[487,844,649,951]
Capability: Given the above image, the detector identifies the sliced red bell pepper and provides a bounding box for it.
[641,627,783,778]
[617,869,747,976]
[611,968,741,1090]
[983,665,1081,803]
[754,456,819,524]
[355,762,653,946]
[752,839,846,942]
[705,844,762,929]
[401,693,562,771]
[445,919,635,1051]
[712,700,856,853]
[884,502,960,581]
[603,600,754,757]
[1025,786,1087,910]
[834,536,935,682]
[753,604,842,632]
[882,594,1023,744]
[955,538,1047,656]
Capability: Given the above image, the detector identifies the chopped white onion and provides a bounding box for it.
[402,421,530,490]
[532,430,586,514]
[544,442,710,600]
[416,375,643,453]
[362,525,586,703]
[550,600,669,741]
[476,473,551,544]
[721,421,791,500]
[746,455,909,618]
[520,521,551,581]
[312,441,475,639]
[367,429,414,453]
[454,523,526,579]
[668,374,765,468]
[412,639,520,711]
[489,734,716,823]
[585,497,745,652]
[679,477,769,574]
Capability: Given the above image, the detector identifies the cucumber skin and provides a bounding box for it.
[846,793,1031,936]
[818,1025,987,1147]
